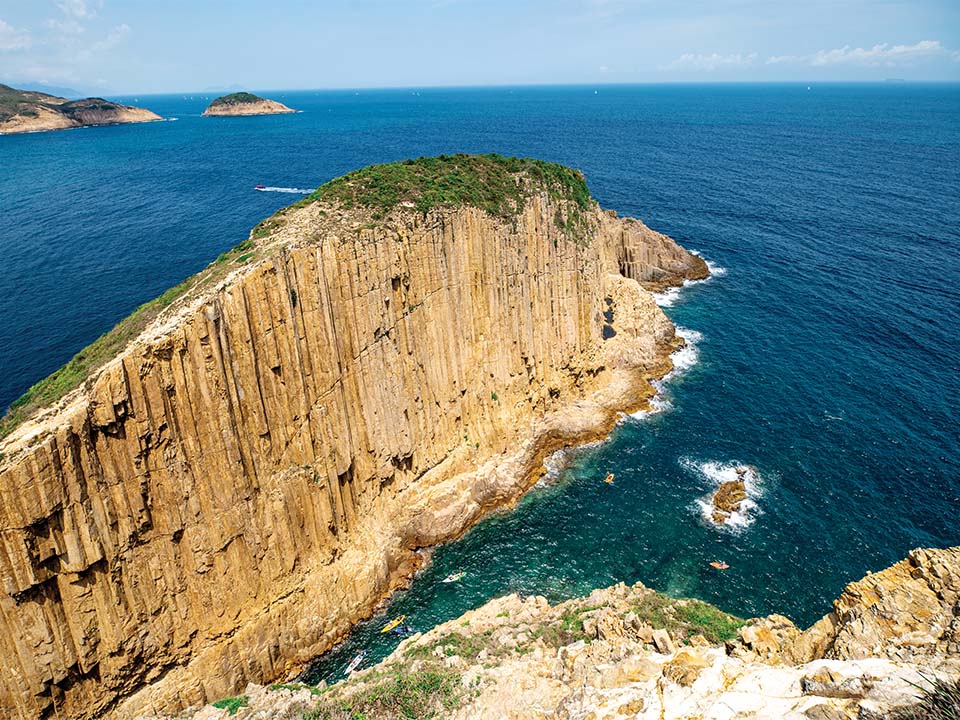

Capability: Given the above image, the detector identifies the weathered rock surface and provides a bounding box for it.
[202,92,296,116]
[0,166,706,720]
[789,546,960,664]
[155,549,960,720]
[0,84,161,134]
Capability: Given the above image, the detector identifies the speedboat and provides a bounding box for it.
[254,184,266,190]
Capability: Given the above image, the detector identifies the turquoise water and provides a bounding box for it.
[0,84,957,682]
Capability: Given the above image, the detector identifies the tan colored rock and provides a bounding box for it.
[652,628,676,655]
[202,92,296,116]
[0,84,162,134]
[788,546,960,663]
[711,481,748,525]
[0,184,705,719]
[662,649,713,686]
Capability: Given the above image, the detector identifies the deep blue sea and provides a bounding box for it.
[1,84,958,681]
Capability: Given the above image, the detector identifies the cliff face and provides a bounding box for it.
[0,167,705,720]
[0,85,161,134]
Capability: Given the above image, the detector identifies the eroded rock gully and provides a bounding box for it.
[0,194,706,719]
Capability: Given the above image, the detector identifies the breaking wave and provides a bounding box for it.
[681,458,765,532]
[651,252,727,308]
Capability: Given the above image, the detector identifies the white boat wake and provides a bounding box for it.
[254,186,313,194]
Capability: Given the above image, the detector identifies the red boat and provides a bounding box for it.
[254,184,266,190]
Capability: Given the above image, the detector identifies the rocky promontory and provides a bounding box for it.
[160,546,960,720]
[0,155,706,719]
[0,84,162,134]
[202,91,296,116]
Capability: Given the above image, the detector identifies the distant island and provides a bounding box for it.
[0,84,161,135]
[202,91,296,117]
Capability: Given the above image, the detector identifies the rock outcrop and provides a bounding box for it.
[163,548,959,720]
[0,156,706,720]
[0,84,162,134]
[202,92,296,117]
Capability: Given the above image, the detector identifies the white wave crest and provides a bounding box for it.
[681,458,764,532]
[255,186,313,194]
[626,325,701,421]
[651,252,727,308]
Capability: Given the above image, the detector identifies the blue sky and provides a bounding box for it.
[1,0,958,93]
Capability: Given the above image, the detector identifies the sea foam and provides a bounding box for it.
[651,251,727,308]
[681,458,764,532]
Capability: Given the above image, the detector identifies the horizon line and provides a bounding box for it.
[103,78,960,98]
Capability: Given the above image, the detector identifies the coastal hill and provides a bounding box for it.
[0,84,161,135]
[0,154,706,719]
[202,91,296,116]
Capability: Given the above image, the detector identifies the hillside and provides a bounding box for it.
[0,84,161,134]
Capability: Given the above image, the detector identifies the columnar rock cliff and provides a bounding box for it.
[0,157,706,720]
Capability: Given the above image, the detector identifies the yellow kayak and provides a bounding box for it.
[381,615,405,633]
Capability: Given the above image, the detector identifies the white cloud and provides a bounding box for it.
[90,23,129,53]
[57,0,97,20]
[46,18,86,34]
[0,19,32,51]
[768,40,948,66]
[664,52,757,71]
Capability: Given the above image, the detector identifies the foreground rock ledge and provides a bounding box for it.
[160,546,960,720]
[0,156,706,720]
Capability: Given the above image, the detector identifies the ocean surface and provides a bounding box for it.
[1,84,957,681]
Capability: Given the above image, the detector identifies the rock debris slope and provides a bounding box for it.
[0,155,706,720]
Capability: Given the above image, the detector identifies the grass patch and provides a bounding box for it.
[405,631,490,661]
[299,154,592,227]
[531,609,590,648]
[885,675,960,720]
[211,695,248,715]
[269,682,325,696]
[303,669,462,720]
[631,594,745,644]
[209,92,263,106]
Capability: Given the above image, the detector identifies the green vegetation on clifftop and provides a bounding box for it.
[302,153,592,221]
[209,92,264,106]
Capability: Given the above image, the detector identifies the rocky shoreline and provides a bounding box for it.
[146,546,960,719]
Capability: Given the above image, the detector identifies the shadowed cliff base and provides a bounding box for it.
[0,155,706,720]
